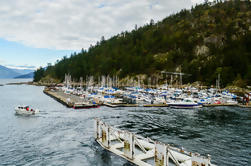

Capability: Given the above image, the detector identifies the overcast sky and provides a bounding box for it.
[0,0,205,69]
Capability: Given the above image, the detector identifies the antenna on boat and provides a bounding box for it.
[216,73,220,90]
[80,77,83,88]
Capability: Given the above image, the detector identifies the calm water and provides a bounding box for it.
[0,79,250,166]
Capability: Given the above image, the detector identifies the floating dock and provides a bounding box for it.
[43,89,99,109]
[44,89,73,107]
[237,104,251,108]
[103,103,169,108]
[203,103,238,107]
[94,119,216,166]
[143,104,169,107]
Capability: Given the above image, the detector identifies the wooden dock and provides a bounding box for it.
[203,103,238,107]
[103,103,170,108]
[44,89,73,107]
[237,104,251,108]
[103,103,120,108]
[143,104,169,107]
[95,119,215,166]
[43,89,99,109]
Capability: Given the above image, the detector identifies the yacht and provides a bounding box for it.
[167,98,202,109]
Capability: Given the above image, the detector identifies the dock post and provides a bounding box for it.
[124,131,134,159]
[101,122,110,148]
[191,154,211,166]
[94,118,101,139]
[155,141,167,166]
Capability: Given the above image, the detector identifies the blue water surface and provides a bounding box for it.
[0,79,250,166]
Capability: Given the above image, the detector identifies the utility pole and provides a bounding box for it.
[170,75,173,88]
[180,72,182,88]
[161,71,190,89]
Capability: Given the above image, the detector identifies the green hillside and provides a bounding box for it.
[34,0,251,87]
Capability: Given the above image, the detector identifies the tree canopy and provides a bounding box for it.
[34,0,251,87]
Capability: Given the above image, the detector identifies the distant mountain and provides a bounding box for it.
[0,65,35,78]
[0,65,20,78]
[11,68,34,75]
[14,72,34,79]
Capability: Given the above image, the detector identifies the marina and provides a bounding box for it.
[0,81,250,165]
[1,1,251,165]
[43,82,250,109]
[40,74,251,109]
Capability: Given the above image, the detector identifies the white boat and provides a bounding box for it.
[168,98,202,109]
[15,106,39,115]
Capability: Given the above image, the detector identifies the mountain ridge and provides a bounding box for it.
[0,65,20,78]
[0,65,34,78]
[34,0,251,87]
[14,72,34,79]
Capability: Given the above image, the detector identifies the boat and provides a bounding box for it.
[73,102,100,109]
[15,106,39,115]
[167,98,202,109]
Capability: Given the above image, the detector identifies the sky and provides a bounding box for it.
[0,0,206,70]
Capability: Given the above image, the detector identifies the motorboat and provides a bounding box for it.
[15,105,39,115]
[167,98,202,109]
[73,102,100,109]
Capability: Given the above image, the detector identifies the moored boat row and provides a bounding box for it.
[45,83,248,109]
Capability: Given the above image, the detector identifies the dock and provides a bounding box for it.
[95,119,215,166]
[103,103,169,108]
[203,103,238,107]
[44,89,73,107]
[43,89,99,109]
[237,104,251,108]
[143,104,169,107]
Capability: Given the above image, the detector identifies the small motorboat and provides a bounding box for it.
[15,105,39,115]
[167,98,202,109]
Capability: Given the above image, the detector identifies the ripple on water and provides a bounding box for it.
[0,84,250,165]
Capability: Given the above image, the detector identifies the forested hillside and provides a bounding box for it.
[34,0,251,87]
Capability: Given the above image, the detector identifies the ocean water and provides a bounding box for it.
[0,79,250,166]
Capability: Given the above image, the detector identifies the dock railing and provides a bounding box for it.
[94,118,215,166]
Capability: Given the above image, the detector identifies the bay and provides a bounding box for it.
[0,79,250,165]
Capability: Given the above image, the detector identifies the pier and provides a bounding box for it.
[43,89,170,108]
[94,119,215,166]
[43,88,99,108]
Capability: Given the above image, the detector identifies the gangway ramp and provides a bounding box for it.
[94,118,216,166]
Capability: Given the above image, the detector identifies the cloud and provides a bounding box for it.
[0,59,4,64]
[0,0,195,50]
[6,64,37,70]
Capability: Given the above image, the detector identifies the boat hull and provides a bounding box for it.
[73,105,100,109]
[15,108,39,115]
[169,104,202,109]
